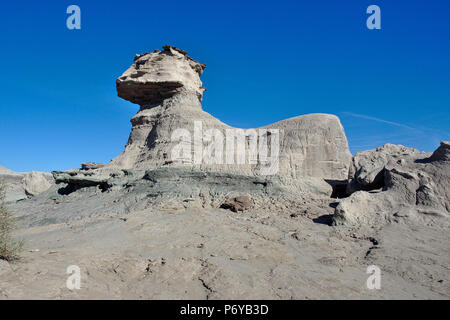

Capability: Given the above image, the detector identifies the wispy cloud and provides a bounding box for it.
[342,112,418,131]
[341,111,448,153]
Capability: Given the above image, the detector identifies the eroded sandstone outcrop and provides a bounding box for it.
[0,166,54,202]
[346,144,423,194]
[333,142,450,227]
[108,45,351,187]
[45,47,449,230]
[39,45,355,219]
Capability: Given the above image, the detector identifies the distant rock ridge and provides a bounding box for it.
[0,166,53,202]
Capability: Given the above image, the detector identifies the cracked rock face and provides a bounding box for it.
[346,144,424,194]
[334,142,450,227]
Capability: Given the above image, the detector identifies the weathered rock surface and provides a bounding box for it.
[5,191,450,299]
[0,166,26,202]
[429,141,450,162]
[0,166,54,202]
[346,144,423,194]
[24,166,329,228]
[6,144,450,299]
[117,45,206,105]
[81,162,105,170]
[22,172,52,196]
[334,142,450,227]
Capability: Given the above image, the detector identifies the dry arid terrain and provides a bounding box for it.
[1,46,449,299]
[1,199,449,299]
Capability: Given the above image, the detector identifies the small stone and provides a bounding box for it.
[221,195,252,212]
[81,162,106,170]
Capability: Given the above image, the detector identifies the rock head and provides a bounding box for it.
[116,45,206,105]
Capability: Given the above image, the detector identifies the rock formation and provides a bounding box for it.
[81,162,106,170]
[333,142,450,227]
[0,166,53,202]
[46,45,353,207]
[108,45,351,183]
[346,144,422,194]
[7,46,448,228]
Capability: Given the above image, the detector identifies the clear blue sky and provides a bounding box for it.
[0,0,449,172]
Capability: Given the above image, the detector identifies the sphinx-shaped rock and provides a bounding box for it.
[108,46,351,185]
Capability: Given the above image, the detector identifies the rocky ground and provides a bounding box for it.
[1,195,448,299]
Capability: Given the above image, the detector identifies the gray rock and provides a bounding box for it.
[81,162,106,170]
[0,166,54,201]
[429,141,450,162]
[334,142,450,227]
[22,171,53,196]
[346,144,424,194]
